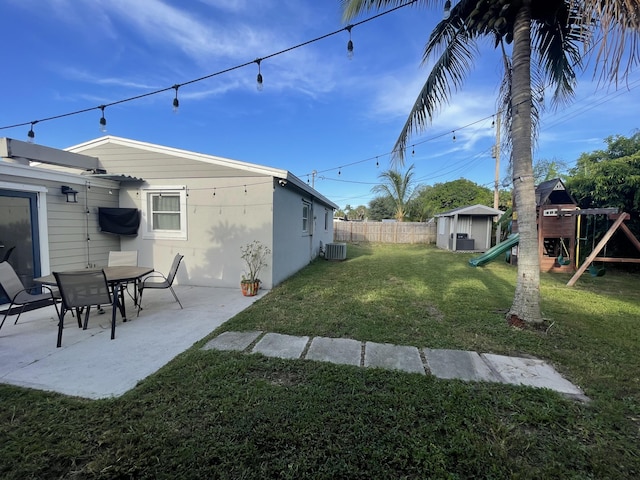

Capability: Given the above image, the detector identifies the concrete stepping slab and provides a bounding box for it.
[305,337,361,366]
[364,342,425,375]
[424,348,498,382]
[482,353,584,395]
[252,333,309,360]
[202,330,262,352]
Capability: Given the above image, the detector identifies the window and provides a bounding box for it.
[142,187,187,240]
[302,201,310,234]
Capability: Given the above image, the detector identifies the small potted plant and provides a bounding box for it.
[240,240,271,296]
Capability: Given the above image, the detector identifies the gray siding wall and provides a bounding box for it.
[47,180,120,271]
[0,168,119,273]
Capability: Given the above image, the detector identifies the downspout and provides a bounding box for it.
[85,181,91,268]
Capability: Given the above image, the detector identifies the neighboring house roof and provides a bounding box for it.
[435,204,503,217]
[66,136,338,209]
[535,178,576,206]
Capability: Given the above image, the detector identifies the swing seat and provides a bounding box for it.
[589,264,606,277]
[556,254,571,266]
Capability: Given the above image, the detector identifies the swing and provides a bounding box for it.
[556,238,571,266]
[588,216,606,277]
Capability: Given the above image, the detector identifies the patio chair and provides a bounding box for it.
[107,250,139,306]
[108,251,138,267]
[137,253,184,316]
[2,246,15,263]
[0,261,60,332]
[53,269,116,347]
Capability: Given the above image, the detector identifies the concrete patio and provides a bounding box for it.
[0,285,266,399]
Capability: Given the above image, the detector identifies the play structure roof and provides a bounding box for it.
[535,178,577,206]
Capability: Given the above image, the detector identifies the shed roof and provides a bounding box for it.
[435,204,503,217]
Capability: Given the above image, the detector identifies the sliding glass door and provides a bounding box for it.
[0,189,41,304]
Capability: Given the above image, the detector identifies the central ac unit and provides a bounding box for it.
[325,242,347,261]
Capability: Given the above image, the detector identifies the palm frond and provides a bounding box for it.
[572,0,640,83]
[341,0,436,22]
[392,17,479,166]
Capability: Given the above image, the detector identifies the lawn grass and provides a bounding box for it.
[1,243,639,478]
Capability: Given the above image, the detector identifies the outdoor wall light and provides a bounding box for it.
[61,186,79,203]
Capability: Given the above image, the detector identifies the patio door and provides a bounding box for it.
[0,189,41,304]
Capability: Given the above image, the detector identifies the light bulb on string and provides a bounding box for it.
[338,167,341,176]
[172,85,180,113]
[411,145,415,157]
[255,59,263,91]
[376,157,379,168]
[452,131,456,142]
[346,25,354,60]
[443,0,451,20]
[99,105,107,133]
[491,116,495,128]
[27,121,37,143]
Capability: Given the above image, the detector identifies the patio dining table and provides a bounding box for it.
[35,266,154,323]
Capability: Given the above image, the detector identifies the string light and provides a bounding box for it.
[346,25,354,60]
[452,131,456,141]
[99,106,107,132]
[255,59,263,91]
[411,145,415,156]
[443,0,451,20]
[172,85,180,113]
[27,121,37,143]
[376,157,379,168]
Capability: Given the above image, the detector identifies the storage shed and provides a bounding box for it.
[435,204,503,251]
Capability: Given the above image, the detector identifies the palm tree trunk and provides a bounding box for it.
[507,0,543,325]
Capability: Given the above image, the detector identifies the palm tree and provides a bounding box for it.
[342,0,639,325]
[372,165,418,221]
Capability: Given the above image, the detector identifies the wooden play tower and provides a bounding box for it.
[511,178,578,273]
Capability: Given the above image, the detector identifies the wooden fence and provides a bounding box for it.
[333,221,437,244]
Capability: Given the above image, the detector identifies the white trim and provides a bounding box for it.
[140,186,188,240]
[302,200,311,235]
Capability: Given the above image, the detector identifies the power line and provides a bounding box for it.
[0,0,418,132]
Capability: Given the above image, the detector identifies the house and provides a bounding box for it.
[0,136,337,295]
[435,204,503,251]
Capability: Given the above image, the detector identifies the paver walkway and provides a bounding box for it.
[203,331,587,400]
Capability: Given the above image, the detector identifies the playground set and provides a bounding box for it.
[469,178,640,286]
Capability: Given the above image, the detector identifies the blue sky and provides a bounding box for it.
[2,0,639,210]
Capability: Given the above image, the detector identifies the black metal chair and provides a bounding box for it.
[2,246,15,263]
[137,254,184,316]
[0,261,59,333]
[53,270,116,347]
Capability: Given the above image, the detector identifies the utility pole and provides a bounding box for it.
[492,113,501,210]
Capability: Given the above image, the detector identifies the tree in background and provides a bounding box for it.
[566,132,640,242]
[371,165,419,221]
[343,0,640,326]
[533,158,570,184]
[368,196,397,221]
[414,179,493,218]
